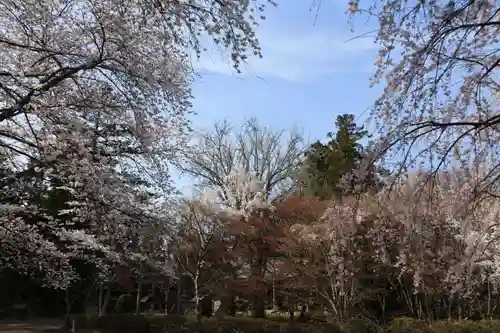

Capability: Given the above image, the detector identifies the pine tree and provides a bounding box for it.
[301,114,375,199]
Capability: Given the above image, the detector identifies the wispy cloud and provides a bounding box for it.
[193,29,378,82]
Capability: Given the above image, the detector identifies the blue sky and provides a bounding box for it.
[174,1,384,192]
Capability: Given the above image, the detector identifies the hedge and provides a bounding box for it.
[67,314,500,333]
[388,317,500,333]
[68,314,344,333]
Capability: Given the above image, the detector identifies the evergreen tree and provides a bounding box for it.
[301,114,377,199]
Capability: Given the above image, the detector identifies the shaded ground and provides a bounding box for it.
[0,319,67,333]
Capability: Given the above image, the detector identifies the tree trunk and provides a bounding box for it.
[488,280,492,319]
[200,295,213,317]
[84,280,97,316]
[101,286,111,316]
[217,275,237,316]
[218,292,236,316]
[98,283,104,316]
[163,283,169,314]
[64,289,71,326]
[252,293,265,318]
[272,277,276,311]
[251,257,266,318]
[177,277,181,315]
[298,305,306,322]
[194,270,201,323]
[194,271,202,333]
[228,294,237,316]
[166,284,178,314]
[150,283,156,313]
[136,280,143,315]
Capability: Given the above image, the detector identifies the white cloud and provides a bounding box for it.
[193,30,378,82]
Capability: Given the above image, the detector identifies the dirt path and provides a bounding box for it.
[0,319,66,333]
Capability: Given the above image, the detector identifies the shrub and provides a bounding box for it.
[343,318,379,333]
[429,320,500,333]
[70,314,345,333]
[386,318,500,333]
[115,294,135,313]
[308,310,328,323]
[148,314,189,332]
[198,317,343,333]
[95,314,150,333]
[71,314,500,333]
[482,321,500,333]
[387,317,429,333]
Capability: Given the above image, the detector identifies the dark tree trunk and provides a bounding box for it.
[218,293,237,316]
[166,287,178,314]
[252,296,266,318]
[217,275,237,316]
[200,294,213,317]
[135,281,142,315]
[251,257,266,318]
[228,295,237,316]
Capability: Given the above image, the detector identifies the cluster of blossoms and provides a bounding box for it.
[0,0,272,287]
[285,169,499,316]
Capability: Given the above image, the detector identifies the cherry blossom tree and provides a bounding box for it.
[0,0,274,287]
[274,196,330,317]
[338,1,500,314]
[346,0,499,205]
[190,166,273,316]
[361,169,500,320]
[181,147,299,317]
[284,196,372,322]
[171,199,228,320]
[198,166,272,217]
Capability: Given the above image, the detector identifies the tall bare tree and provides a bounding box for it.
[175,118,305,205]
